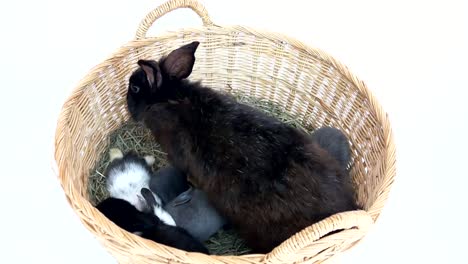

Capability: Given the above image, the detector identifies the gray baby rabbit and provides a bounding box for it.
[148,165,224,241]
[164,186,227,242]
[149,166,190,205]
[310,126,351,170]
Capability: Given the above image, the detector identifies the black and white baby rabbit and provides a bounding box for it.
[150,166,190,205]
[96,195,208,254]
[164,186,227,242]
[310,126,351,170]
[126,41,358,253]
[105,148,175,226]
[140,188,209,254]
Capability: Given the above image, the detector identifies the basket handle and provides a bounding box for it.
[135,0,213,40]
[263,210,374,263]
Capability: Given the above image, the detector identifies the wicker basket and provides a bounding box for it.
[54,0,396,263]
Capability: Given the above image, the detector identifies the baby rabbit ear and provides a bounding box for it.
[162,41,199,80]
[109,148,123,161]
[141,188,158,208]
[137,60,162,89]
[144,155,155,166]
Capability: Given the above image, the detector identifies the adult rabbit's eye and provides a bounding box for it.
[131,85,140,93]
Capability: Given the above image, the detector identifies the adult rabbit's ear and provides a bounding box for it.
[162,41,199,80]
[137,60,162,90]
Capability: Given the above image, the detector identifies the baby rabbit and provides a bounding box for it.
[140,188,209,254]
[126,41,358,253]
[105,148,175,226]
[148,165,224,241]
[310,126,351,170]
[164,186,227,242]
[105,148,159,212]
[96,195,208,254]
[96,197,157,234]
[150,166,190,205]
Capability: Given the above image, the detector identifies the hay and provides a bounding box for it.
[205,229,251,255]
[88,93,309,255]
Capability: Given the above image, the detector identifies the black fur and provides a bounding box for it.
[126,41,359,253]
[140,223,209,254]
[96,197,208,254]
[96,197,157,232]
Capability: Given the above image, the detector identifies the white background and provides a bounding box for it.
[0,0,466,263]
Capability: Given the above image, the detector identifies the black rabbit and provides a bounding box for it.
[96,197,158,233]
[126,41,358,253]
[96,195,208,254]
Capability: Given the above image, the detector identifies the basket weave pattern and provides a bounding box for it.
[54,0,396,263]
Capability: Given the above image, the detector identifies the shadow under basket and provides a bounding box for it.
[54,0,396,263]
